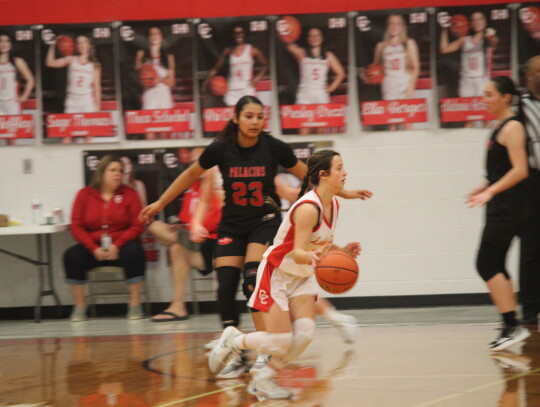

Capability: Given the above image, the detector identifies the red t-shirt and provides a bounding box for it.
[178,178,222,239]
[70,185,144,252]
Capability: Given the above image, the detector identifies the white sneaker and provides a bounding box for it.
[70,306,87,322]
[488,324,531,352]
[250,353,271,373]
[204,335,220,350]
[247,378,292,400]
[215,351,249,379]
[326,311,357,344]
[491,350,531,373]
[209,326,242,374]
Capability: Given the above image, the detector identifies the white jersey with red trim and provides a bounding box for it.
[382,43,408,79]
[67,57,95,96]
[228,44,254,91]
[298,55,329,91]
[0,61,18,101]
[262,189,339,278]
[460,36,486,78]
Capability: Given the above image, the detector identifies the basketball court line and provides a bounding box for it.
[153,383,246,406]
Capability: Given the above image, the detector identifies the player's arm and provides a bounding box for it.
[14,57,34,102]
[286,160,307,180]
[291,203,320,265]
[201,51,228,93]
[139,161,206,223]
[405,39,420,97]
[485,28,499,48]
[162,54,176,87]
[45,41,71,68]
[251,47,268,85]
[275,175,301,203]
[326,52,346,93]
[439,28,464,54]
[94,64,102,111]
[467,121,528,207]
[134,50,145,70]
[285,42,306,63]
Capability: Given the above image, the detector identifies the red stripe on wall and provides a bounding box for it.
[1,0,534,26]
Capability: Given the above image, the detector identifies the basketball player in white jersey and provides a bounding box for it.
[135,26,174,111]
[372,14,420,130]
[0,33,34,116]
[209,150,361,400]
[284,27,346,135]
[440,12,499,127]
[203,25,268,106]
[46,35,101,114]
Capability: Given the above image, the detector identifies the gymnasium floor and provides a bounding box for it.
[1,305,539,406]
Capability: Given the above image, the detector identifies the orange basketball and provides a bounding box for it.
[315,251,359,294]
[364,63,385,85]
[210,75,228,96]
[277,15,302,44]
[450,14,469,38]
[56,35,75,56]
[520,6,540,34]
[139,63,158,88]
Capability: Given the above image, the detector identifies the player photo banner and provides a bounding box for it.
[275,13,348,135]
[196,16,272,138]
[0,26,37,146]
[435,5,511,127]
[517,4,540,87]
[40,23,119,143]
[119,20,195,140]
[83,149,161,261]
[355,8,432,131]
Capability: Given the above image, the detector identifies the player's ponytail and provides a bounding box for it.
[492,76,521,106]
[297,150,340,200]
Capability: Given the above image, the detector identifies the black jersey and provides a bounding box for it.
[486,116,524,187]
[199,133,298,226]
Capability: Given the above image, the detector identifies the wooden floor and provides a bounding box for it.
[1,310,540,406]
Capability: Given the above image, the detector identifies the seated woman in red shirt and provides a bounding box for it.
[64,155,146,322]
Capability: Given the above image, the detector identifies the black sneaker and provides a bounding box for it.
[177,227,201,252]
[488,324,531,351]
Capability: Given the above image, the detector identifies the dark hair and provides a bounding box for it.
[298,150,341,199]
[0,32,16,65]
[491,76,520,98]
[90,154,122,189]
[216,95,264,143]
[143,27,169,69]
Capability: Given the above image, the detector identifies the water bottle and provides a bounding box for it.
[101,225,112,250]
[31,198,43,225]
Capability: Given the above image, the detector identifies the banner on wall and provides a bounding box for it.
[40,23,120,143]
[355,8,432,131]
[119,20,195,140]
[517,3,540,87]
[275,13,348,135]
[83,150,161,261]
[196,16,272,138]
[435,4,511,128]
[0,26,37,147]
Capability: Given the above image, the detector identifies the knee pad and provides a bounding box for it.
[242,261,260,300]
[283,318,316,364]
[476,241,510,281]
[259,332,293,357]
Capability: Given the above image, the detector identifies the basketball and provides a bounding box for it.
[520,6,540,34]
[139,64,158,88]
[364,63,385,85]
[56,35,75,56]
[277,15,302,44]
[315,251,359,294]
[450,14,469,38]
[210,75,228,96]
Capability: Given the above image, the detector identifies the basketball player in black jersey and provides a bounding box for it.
[140,95,372,377]
[466,76,530,351]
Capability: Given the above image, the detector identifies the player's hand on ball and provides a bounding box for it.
[344,242,361,258]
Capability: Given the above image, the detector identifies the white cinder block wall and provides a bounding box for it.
[0,108,521,309]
